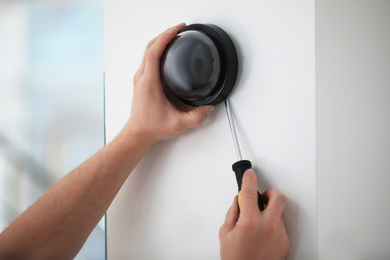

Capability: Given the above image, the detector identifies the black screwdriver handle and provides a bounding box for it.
[232,160,265,211]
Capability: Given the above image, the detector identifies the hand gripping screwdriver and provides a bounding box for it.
[224,99,265,211]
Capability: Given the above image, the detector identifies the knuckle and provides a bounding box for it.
[192,113,205,126]
[269,189,287,205]
[171,119,184,134]
[276,192,287,205]
[146,49,156,61]
[146,40,154,50]
[159,32,172,46]
[241,189,258,201]
[239,215,259,230]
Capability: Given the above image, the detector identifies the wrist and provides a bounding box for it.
[117,123,157,151]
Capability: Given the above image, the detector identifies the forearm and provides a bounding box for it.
[0,130,153,259]
[0,23,211,259]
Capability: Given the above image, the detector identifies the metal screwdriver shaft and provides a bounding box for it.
[224,99,242,161]
[224,99,265,211]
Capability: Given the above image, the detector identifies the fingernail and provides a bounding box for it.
[246,169,256,175]
[206,106,214,116]
[167,26,177,32]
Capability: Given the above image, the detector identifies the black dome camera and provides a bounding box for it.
[160,24,238,106]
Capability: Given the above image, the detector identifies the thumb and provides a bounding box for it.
[180,105,214,129]
[239,169,261,215]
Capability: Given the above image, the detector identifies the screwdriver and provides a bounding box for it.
[224,99,265,211]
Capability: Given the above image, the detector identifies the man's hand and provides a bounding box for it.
[0,24,214,260]
[123,23,214,145]
[219,169,290,260]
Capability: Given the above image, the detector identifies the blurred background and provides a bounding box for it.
[0,0,105,259]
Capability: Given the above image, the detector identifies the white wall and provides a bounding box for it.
[104,0,316,259]
[317,0,390,259]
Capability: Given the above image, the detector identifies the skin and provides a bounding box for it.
[219,169,290,260]
[0,23,290,260]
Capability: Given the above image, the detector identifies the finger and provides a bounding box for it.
[219,196,239,236]
[145,23,186,76]
[239,169,261,216]
[135,23,185,87]
[136,23,186,81]
[262,189,287,217]
[179,105,214,130]
[136,35,159,78]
